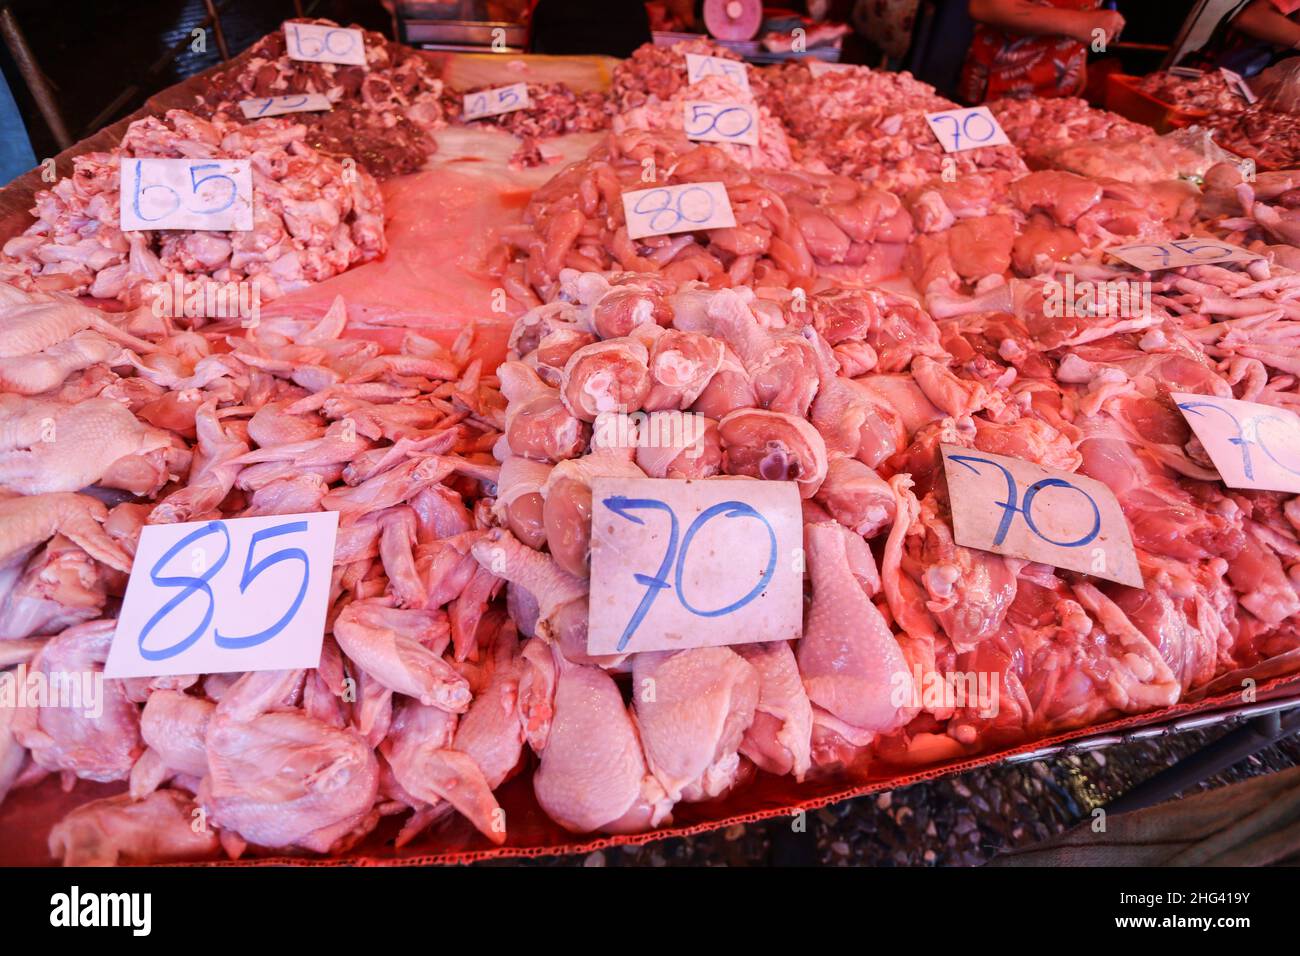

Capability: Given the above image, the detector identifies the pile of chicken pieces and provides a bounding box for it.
[2,40,1300,865]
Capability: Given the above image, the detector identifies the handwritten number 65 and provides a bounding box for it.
[949,455,1101,548]
[604,496,777,651]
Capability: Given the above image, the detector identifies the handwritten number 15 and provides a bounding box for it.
[604,496,777,651]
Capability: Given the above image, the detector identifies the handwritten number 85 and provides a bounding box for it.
[138,520,311,661]
[604,496,777,651]
[949,455,1101,549]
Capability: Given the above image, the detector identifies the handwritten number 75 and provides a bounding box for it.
[138,520,312,660]
[604,496,777,651]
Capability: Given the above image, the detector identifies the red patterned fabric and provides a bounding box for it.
[959,0,1101,103]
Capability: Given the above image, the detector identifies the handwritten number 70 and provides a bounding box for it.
[931,110,995,150]
[1178,401,1300,480]
[949,455,1101,548]
[604,497,777,651]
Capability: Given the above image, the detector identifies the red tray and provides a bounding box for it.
[1106,73,1211,133]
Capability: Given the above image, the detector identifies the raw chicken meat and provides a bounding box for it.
[8,32,1300,864]
[0,109,386,303]
[196,19,447,180]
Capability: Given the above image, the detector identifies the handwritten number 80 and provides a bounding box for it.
[604,497,777,651]
[137,520,311,661]
[631,187,715,234]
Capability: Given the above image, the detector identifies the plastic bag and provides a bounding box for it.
[1256,57,1300,113]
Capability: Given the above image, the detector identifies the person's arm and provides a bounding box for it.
[1234,0,1300,48]
[968,0,1123,45]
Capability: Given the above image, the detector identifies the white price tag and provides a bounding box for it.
[283,21,366,66]
[684,52,750,92]
[1173,393,1300,494]
[1107,238,1260,272]
[238,93,333,119]
[462,82,531,121]
[807,60,855,78]
[105,511,339,678]
[940,444,1141,588]
[924,106,1010,152]
[588,478,802,655]
[621,181,736,240]
[119,159,253,232]
[1219,68,1258,104]
[682,100,759,146]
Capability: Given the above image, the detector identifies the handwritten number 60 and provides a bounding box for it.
[949,455,1101,549]
[605,497,777,651]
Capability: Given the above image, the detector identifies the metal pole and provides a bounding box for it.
[0,6,71,150]
[203,0,231,61]
[1102,708,1300,816]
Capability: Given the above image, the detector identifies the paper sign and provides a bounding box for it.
[461,82,531,121]
[808,60,855,78]
[238,93,332,119]
[284,21,366,66]
[105,511,339,678]
[940,444,1141,588]
[120,159,253,233]
[621,181,736,240]
[684,53,750,92]
[1172,393,1300,493]
[588,478,802,655]
[1106,238,1260,272]
[682,101,759,146]
[1220,68,1258,104]
[924,106,1010,152]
